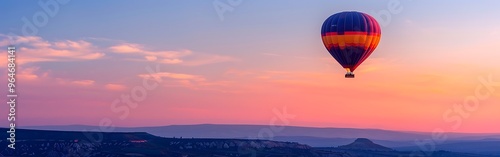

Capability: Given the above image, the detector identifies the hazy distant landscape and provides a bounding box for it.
[17,124,500,156]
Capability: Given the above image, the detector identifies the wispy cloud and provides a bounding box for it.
[0,35,104,67]
[16,67,48,81]
[71,80,95,86]
[108,43,235,66]
[145,55,158,61]
[0,35,236,67]
[109,44,143,53]
[138,71,238,92]
[105,83,127,91]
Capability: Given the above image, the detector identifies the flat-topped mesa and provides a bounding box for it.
[355,138,372,143]
[337,138,393,151]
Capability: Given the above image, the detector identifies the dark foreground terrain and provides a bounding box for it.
[0,128,496,157]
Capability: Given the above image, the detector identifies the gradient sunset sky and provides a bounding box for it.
[1,0,499,133]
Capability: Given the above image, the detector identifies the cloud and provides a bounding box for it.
[145,55,157,61]
[16,65,130,91]
[139,72,205,90]
[137,71,239,92]
[12,66,102,88]
[108,43,190,64]
[109,44,143,53]
[17,67,48,81]
[160,58,183,64]
[0,35,104,67]
[108,43,236,66]
[1,35,235,67]
[71,80,95,86]
[53,40,92,49]
[105,83,127,91]
[0,35,41,46]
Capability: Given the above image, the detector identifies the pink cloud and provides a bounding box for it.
[23,70,120,91]
[7,36,43,45]
[71,80,95,86]
[53,40,92,49]
[17,67,47,81]
[105,83,127,91]
[137,71,239,92]
[145,55,158,61]
[160,58,183,64]
[109,43,143,53]
[108,43,235,66]
[0,35,104,67]
[108,43,191,64]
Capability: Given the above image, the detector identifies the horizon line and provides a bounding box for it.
[17,123,500,134]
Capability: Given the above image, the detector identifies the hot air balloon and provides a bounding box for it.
[321,11,381,78]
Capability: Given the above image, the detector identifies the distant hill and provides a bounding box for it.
[22,124,500,141]
[337,138,393,151]
[273,136,417,147]
[318,138,498,157]
[20,124,438,140]
[1,128,156,141]
[0,128,315,157]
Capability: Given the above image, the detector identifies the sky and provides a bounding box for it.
[0,0,499,133]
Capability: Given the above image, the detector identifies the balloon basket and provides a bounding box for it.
[345,73,355,78]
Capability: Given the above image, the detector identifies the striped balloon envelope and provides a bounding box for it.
[321,11,381,78]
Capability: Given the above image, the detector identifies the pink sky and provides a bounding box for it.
[0,32,499,133]
[1,1,500,133]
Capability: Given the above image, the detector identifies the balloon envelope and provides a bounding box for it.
[321,11,381,75]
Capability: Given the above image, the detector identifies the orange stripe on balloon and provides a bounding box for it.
[324,31,380,36]
[322,34,380,50]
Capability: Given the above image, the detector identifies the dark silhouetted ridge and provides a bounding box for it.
[338,138,393,151]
